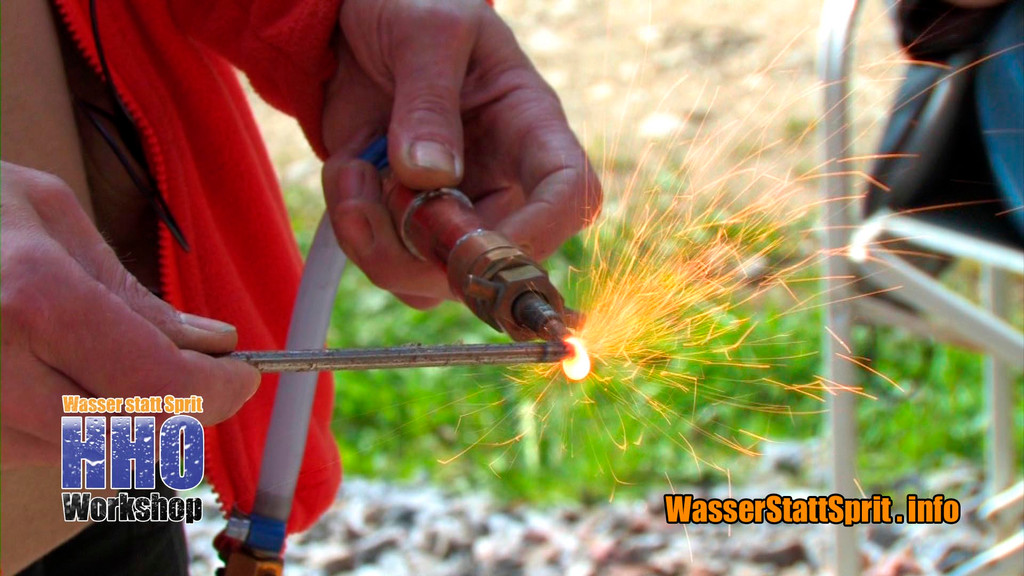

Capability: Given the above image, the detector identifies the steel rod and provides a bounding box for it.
[230,341,571,373]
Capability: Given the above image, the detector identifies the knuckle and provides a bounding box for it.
[0,243,58,335]
[333,212,372,256]
[581,165,604,224]
[403,90,459,124]
[410,1,477,38]
[539,162,603,231]
[98,250,154,305]
[120,268,155,305]
[544,148,603,229]
[23,173,77,213]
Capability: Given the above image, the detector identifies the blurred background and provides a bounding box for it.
[200,0,1024,574]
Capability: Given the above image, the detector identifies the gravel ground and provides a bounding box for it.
[186,462,996,576]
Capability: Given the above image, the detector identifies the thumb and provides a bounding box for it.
[379,1,480,189]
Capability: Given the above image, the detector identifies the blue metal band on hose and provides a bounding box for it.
[245,513,287,552]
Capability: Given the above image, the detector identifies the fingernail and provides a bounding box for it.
[409,141,457,176]
[180,312,237,334]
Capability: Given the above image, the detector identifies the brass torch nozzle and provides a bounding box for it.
[445,228,569,342]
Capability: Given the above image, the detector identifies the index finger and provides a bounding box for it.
[463,18,602,259]
[497,118,602,260]
[29,246,258,426]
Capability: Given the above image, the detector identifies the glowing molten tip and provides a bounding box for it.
[561,337,591,381]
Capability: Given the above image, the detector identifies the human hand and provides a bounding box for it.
[321,0,601,309]
[0,162,259,469]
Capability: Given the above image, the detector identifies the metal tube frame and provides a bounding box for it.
[983,266,1016,542]
[853,251,1024,368]
[819,1,1023,575]
[818,1,864,574]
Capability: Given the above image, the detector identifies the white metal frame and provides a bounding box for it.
[817,1,1024,574]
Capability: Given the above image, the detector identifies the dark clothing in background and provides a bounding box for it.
[898,0,1007,59]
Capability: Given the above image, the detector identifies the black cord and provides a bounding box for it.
[85,0,190,251]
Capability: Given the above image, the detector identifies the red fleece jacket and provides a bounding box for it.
[54,0,343,533]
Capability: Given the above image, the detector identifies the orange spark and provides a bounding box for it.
[431,18,918,489]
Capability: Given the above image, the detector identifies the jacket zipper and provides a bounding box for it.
[52,0,179,305]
